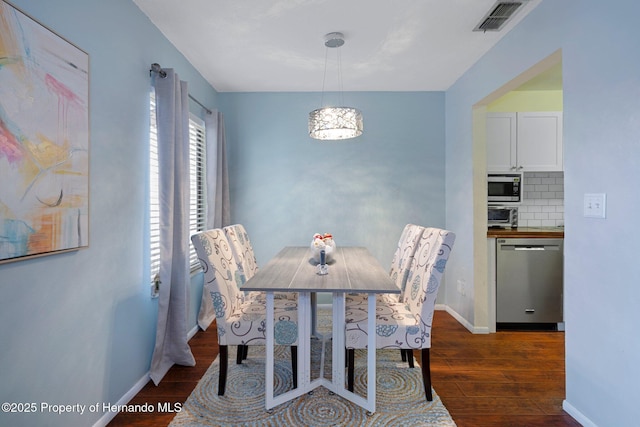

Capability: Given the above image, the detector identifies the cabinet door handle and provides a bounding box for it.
[525,309,535,313]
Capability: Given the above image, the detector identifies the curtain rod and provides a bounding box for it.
[150,63,213,115]
[188,94,212,115]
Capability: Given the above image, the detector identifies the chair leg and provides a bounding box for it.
[401,349,407,362]
[219,345,229,396]
[242,345,249,360]
[236,345,245,364]
[420,348,433,401]
[291,346,298,389]
[347,348,355,392]
[405,349,415,368]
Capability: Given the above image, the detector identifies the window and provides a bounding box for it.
[149,90,206,293]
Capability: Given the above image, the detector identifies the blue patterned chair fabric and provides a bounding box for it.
[223,224,259,281]
[344,227,456,401]
[191,229,298,395]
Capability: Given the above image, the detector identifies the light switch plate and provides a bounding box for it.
[584,193,606,218]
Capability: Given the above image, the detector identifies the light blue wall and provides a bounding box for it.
[445,1,640,425]
[0,1,217,426]
[219,91,446,269]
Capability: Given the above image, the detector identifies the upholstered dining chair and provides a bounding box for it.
[223,223,296,302]
[344,227,456,401]
[344,223,426,363]
[191,229,299,395]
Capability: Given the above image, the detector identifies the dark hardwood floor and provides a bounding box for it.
[108,310,579,427]
[430,311,580,427]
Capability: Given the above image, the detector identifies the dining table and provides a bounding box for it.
[241,246,399,414]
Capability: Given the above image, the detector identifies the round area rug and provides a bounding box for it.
[169,310,456,426]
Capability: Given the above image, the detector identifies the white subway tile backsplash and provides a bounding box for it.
[517,172,564,227]
[527,191,541,199]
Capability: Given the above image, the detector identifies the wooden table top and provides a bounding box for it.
[241,246,399,294]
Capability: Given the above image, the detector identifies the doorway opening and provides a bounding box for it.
[471,49,563,333]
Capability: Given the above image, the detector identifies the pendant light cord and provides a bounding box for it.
[338,46,344,106]
[320,46,328,108]
[319,41,345,108]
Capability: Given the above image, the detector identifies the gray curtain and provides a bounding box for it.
[150,69,196,385]
[197,110,231,330]
[205,110,230,229]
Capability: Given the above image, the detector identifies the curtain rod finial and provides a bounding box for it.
[150,63,167,78]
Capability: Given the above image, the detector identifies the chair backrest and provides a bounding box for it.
[191,229,245,329]
[403,227,456,347]
[223,224,259,283]
[389,224,425,292]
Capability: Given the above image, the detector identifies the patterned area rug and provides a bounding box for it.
[170,311,456,426]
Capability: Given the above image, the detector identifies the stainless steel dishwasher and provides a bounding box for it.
[496,238,563,325]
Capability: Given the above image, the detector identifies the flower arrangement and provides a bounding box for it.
[310,232,336,264]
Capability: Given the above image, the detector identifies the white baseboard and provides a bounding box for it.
[92,372,150,427]
[187,323,199,340]
[563,400,597,427]
[438,304,490,334]
[92,323,200,427]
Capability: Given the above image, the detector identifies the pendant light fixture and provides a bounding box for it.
[308,32,363,140]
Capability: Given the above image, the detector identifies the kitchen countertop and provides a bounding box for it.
[487,227,564,238]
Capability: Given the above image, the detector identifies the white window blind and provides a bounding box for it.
[149,90,206,289]
[149,91,161,285]
[188,116,206,270]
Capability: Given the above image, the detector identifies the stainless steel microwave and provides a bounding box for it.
[488,173,522,204]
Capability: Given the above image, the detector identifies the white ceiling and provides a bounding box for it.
[133,0,542,93]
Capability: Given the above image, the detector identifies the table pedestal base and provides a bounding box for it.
[265,291,377,413]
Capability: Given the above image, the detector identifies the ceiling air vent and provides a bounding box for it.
[474,1,526,32]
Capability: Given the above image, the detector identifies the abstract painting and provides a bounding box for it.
[0,1,89,264]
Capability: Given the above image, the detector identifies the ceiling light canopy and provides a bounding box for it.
[308,32,363,141]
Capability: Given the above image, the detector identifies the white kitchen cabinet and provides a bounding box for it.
[486,112,517,172]
[486,111,563,172]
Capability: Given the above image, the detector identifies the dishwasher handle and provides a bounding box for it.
[500,244,561,251]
